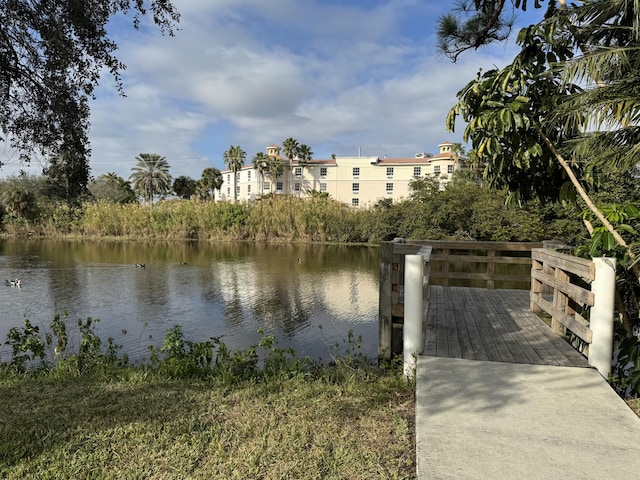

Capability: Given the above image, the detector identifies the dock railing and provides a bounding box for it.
[530,248,616,376]
[378,239,541,360]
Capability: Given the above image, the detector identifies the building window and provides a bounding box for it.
[247,171,252,181]
[352,167,360,178]
[447,164,454,174]
[236,172,240,182]
[352,182,359,194]
[263,182,271,191]
[294,167,302,178]
[227,174,230,183]
[352,198,359,207]
[386,167,394,178]
[227,187,231,196]
[276,182,283,192]
[247,185,251,195]
[386,183,393,194]
[320,167,327,178]
[236,186,240,196]
[413,167,421,177]
[320,182,327,192]
[434,165,441,174]
[294,183,301,192]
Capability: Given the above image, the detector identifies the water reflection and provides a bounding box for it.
[0,239,379,363]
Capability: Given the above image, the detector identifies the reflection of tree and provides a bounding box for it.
[251,282,311,337]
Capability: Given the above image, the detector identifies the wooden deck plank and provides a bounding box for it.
[424,286,589,368]
[459,288,489,361]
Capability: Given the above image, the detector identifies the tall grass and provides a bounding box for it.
[33,196,369,243]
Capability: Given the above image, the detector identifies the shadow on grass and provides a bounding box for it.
[0,378,206,469]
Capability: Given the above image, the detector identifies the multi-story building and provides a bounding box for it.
[215,141,465,207]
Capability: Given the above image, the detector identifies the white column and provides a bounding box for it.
[404,255,424,379]
[589,257,617,378]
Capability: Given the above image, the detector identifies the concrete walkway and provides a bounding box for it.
[416,356,640,479]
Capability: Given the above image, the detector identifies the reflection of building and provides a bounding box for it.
[215,142,466,207]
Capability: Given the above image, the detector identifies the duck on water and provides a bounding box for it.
[5,278,21,287]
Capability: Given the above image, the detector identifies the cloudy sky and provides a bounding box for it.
[1,0,544,181]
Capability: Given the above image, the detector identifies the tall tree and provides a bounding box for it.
[266,157,285,190]
[0,1,180,168]
[173,176,198,199]
[282,137,299,195]
[438,0,550,61]
[129,153,172,204]
[445,1,640,277]
[89,173,136,204]
[200,167,223,200]
[296,144,314,195]
[43,149,90,203]
[223,145,246,201]
[252,152,269,195]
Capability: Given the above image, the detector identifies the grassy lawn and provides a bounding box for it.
[0,371,415,479]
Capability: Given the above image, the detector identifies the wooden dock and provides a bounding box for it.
[424,285,588,367]
[376,240,637,479]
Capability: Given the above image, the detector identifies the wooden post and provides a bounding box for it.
[378,241,394,360]
[530,252,543,313]
[404,254,423,379]
[589,257,616,378]
[486,248,496,289]
[552,267,569,336]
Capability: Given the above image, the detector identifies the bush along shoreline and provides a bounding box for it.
[0,315,415,479]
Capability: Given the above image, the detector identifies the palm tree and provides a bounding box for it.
[266,157,284,192]
[1,185,36,220]
[282,137,299,195]
[200,167,223,200]
[223,145,246,201]
[252,152,269,195]
[129,153,172,204]
[296,144,313,195]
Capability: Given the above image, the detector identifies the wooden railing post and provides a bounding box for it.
[403,254,424,379]
[552,266,569,336]
[486,248,496,289]
[589,257,617,378]
[530,253,543,313]
[378,241,395,360]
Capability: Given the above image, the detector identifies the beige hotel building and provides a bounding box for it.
[215,141,465,207]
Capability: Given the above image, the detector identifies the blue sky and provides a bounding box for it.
[1,0,545,181]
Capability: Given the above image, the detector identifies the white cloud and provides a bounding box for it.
[1,0,534,181]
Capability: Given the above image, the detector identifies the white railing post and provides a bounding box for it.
[404,254,424,379]
[589,257,617,378]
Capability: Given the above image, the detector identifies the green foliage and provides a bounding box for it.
[5,320,46,373]
[0,185,38,221]
[611,334,640,397]
[1,1,179,164]
[130,153,173,203]
[88,173,137,204]
[44,149,90,203]
[223,145,247,201]
[172,176,198,199]
[200,167,223,200]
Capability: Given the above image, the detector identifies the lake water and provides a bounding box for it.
[0,239,380,363]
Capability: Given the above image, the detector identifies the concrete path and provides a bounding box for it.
[416,356,640,479]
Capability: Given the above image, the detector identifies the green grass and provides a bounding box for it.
[0,368,415,479]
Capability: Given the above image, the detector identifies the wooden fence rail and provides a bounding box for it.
[530,248,616,376]
[378,239,542,359]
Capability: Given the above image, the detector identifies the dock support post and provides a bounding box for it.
[404,254,423,379]
[589,257,616,378]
